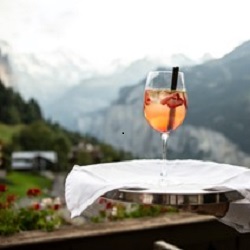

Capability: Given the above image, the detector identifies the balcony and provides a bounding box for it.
[1,213,250,250]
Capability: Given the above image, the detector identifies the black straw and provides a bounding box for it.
[168,67,179,131]
[171,67,179,90]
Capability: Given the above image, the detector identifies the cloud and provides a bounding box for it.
[0,0,250,70]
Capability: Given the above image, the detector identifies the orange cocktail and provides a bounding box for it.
[144,89,188,133]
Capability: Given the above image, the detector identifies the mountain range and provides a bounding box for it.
[43,53,212,130]
[76,41,250,166]
[0,41,199,130]
[1,39,250,166]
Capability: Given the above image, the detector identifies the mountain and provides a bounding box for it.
[10,50,96,107]
[77,41,250,166]
[0,40,12,87]
[45,57,198,130]
[39,54,211,131]
[43,58,163,130]
[184,40,250,154]
[0,40,199,130]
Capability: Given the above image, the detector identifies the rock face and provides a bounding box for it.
[183,40,250,155]
[0,41,12,87]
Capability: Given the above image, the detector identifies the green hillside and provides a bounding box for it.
[0,123,24,144]
[0,78,132,171]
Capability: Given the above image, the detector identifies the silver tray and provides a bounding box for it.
[103,187,243,206]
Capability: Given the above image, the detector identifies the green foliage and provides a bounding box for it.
[0,209,20,236]
[23,99,42,124]
[52,134,71,170]
[91,199,178,223]
[99,143,133,163]
[0,79,42,125]
[0,123,23,144]
[76,151,94,165]
[12,121,54,150]
[0,206,61,236]
[0,185,62,236]
[0,123,23,170]
[18,208,61,232]
[12,121,71,171]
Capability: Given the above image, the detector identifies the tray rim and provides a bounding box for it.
[103,188,244,206]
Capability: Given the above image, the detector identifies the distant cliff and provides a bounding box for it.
[0,41,12,87]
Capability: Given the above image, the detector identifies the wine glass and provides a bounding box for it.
[143,67,188,179]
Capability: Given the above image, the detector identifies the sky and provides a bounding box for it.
[0,0,250,71]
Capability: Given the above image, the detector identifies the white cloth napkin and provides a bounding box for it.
[65,159,250,232]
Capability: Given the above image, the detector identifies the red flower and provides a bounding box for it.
[6,194,16,204]
[53,204,60,211]
[27,188,41,197]
[105,202,113,209]
[32,203,40,210]
[0,184,7,192]
[161,93,184,108]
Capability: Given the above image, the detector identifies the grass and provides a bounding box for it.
[3,171,52,197]
[0,123,24,144]
[0,123,53,198]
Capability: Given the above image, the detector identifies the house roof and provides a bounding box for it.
[12,151,58,163]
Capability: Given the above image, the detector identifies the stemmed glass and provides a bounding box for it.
[143,67,188,179]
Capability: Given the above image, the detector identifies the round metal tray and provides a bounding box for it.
[103,187,243,206]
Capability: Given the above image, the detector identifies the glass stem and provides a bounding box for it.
[161,133,169,176]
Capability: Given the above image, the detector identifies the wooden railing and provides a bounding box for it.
[0,213,249,250]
